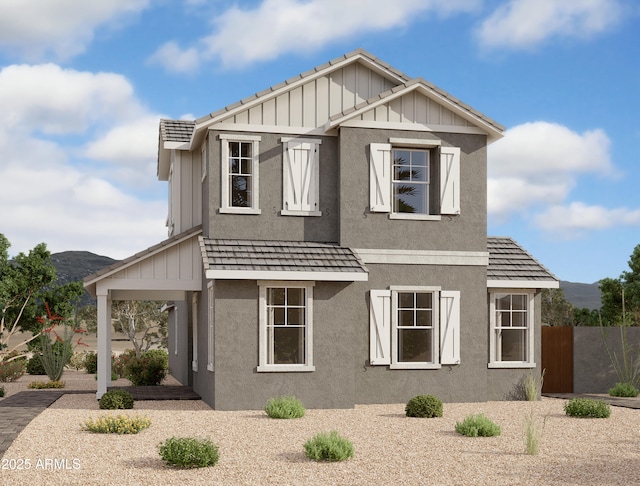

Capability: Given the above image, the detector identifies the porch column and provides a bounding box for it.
[96,291,112,399]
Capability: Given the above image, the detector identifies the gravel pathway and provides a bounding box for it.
[1,372,640,485]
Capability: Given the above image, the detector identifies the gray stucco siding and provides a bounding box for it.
[338,127,487,252]
[205,130,339,243]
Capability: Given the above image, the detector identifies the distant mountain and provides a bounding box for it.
[51,251,118,307]
[560,281,601,311]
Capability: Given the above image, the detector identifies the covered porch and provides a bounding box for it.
[84,227,203,399]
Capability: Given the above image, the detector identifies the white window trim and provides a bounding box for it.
[192,293,199,372]
[207,282,214,372]
[281,137,322,217]
[257,281,315,372]
[218,133,261,215]
[390,286,441,370]
[488,290,536,369]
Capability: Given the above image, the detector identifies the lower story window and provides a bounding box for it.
[396,291,434,363]
[489,291,535,368]
[258,281,315,372]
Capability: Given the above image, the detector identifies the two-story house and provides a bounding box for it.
[85,49,558,410]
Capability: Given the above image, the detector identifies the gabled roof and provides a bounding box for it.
[326,77,504,139]
[199,238,369,282]
[156,48,504,171]
[487,237,559,288]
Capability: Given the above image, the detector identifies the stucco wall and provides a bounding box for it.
[573,327,640,393]
[337,127,487,251]
[205,130,339,243]
[200,261,542,410]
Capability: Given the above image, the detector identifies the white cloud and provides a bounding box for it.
[488,121,613,220]
[535,202,640,237]
[0,64,144,134]
[181,0,481,68]
[0,0,150,61]
[0,63,168,259]
[147,41,201,74]
[477,0,624,50]
[488,120,640,237]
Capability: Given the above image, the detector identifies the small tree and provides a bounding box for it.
[0,235,83,361]
[541,288,574,326]
[112,301,168,356]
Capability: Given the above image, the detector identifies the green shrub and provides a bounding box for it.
[564,398,611,418]
[99,389,134,410]
[0,359,26,382]
[0,385,5,397]
[304,431,354,462]
[82,414,151,434]
[26,354,46,375]
[405,394,443,418]
[264,396,306,419]
[84,352,98,374]
[113,350,136,379]
[27,380,65,389]
[455,413,501,437]
[609,382,639,398]
[125,350,168,386]
[158,437,219,468]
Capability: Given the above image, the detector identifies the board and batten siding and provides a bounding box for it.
[225,62,397,128]
[110,237,202,283]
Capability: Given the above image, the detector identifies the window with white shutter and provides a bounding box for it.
[369,140,461,219]
[281,138,322,216]
[369,287,461,369]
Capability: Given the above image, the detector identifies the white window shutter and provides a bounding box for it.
[440,146,460,215]
[440,290,460,365]
[369,143,392,212]
[370,289,391,365]
[284,141,319,212]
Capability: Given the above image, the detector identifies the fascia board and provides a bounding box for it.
[205,269,369,282]
[487,279,560,289]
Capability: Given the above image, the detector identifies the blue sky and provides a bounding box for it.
[0,0,638,284]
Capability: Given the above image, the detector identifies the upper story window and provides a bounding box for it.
[370,139,460,220]
[488,291,535,369]
[281,137,322,217]
[218,134,261,214]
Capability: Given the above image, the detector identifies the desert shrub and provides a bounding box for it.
[82,414,151,434]
[304,431,354,462]
[99,389,134,410]
[455,413,501,437]
[158,437,219,468]
[524,369,545,401]
[609,382,639,398]
[26,354,47,375]
[84,352,98,374]
[125,350,168,386]
[264,396,306,419]
[0,385,5,397]
[405,394,443,418]
[0,359,26,382]
[68,351,88,371]
[113,350,136,379]
[27,380,65,389]
[564,398,611,418]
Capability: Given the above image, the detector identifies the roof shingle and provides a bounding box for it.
[487,237,557,282]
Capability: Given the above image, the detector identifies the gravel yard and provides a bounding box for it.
[2,371,640,485]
